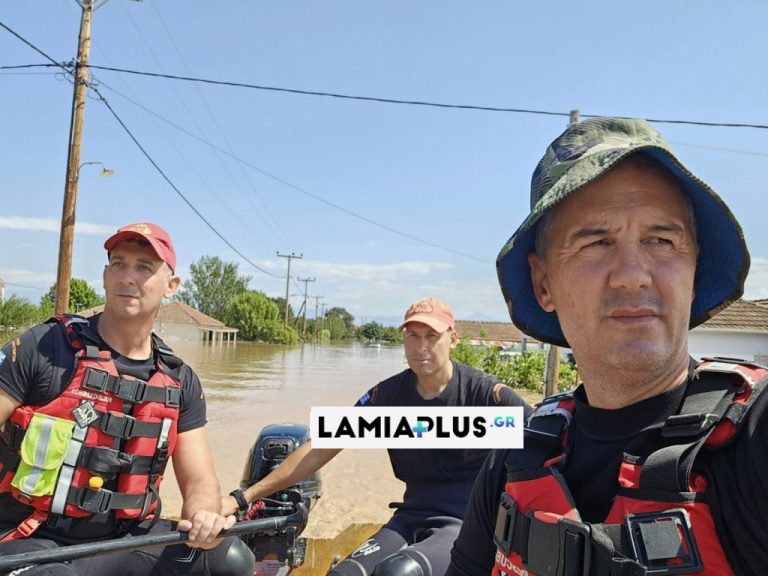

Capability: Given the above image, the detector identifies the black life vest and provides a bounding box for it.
[492,359,768,576]
[0,315,183,541]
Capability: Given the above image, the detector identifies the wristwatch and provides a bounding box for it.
[229,488,249,512]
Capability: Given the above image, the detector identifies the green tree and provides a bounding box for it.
[0,295,42,330]
[178,256,251,320]
[40,278,104,314]
[358,321,385,342]
[326,316,348,341]
[223,291,298,344]
[381,326,402,344]
[271,297,296,323]
[325,306,355,339]
[451,344,577,394]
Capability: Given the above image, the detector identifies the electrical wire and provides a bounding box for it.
[3,62,768,131]
[78,64,768,131]
[0,21,282,278]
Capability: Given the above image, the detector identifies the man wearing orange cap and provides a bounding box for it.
[222,297,532,576]
[0,223,254,575]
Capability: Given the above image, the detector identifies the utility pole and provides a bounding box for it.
[543,109,580,397]
[276,252,302,326]
[313,295,324,342]
[55,0,95,315]
[319,302,327,341]
[297,277,316,335]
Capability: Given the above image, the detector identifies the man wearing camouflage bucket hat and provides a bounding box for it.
[446,118,767,576]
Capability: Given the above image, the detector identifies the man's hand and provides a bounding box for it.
[221,494,239,517]
[177,509,236,550]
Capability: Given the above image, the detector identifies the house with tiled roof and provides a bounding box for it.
[78,301,237,343]
[454,320,543,352]
[457,299,768,364]
[689,299,768,363]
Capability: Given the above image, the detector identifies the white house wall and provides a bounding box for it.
[153,322,201,342]
[688,330,768,364]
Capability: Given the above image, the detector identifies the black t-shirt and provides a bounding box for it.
[0,315,206,433]
[354,361,532,518]
[447,370,768,576]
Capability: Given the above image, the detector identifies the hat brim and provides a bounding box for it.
[104,231,174,272]
[496,147,749,347]
[399,315,452,333]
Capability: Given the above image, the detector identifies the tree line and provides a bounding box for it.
[0,255,392,346]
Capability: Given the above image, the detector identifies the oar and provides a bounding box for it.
[0,509,305,571]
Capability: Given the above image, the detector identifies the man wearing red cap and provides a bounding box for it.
[0,223,254,575]
[222,297,532,576]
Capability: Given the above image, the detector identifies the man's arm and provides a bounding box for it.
[222,441,341,516]
[173,427,235,548]
[446,450,509,576]
[0,388,20,427]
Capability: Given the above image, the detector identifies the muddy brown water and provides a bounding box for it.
[159,341,409,538]
[159,341,540,539]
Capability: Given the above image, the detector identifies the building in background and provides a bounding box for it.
[78,301,237,343]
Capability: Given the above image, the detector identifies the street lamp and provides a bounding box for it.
[78,161,114,178]
[53,160,114,315]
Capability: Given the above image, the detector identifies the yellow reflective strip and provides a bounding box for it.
[19,417,54,494]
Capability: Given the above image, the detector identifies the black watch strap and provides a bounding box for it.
[229,488,249,512]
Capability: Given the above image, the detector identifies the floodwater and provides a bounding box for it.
[159,341,409,537]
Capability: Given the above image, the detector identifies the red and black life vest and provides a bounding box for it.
[0,315,183,541]
[492,358,768,576]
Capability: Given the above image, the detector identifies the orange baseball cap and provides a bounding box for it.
[104,222,177,272]
[399,297,455,333]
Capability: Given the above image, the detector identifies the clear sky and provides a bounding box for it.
[2,1,766,326]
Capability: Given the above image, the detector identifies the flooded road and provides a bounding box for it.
[160,341,409,537]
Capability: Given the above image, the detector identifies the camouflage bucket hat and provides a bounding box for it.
[496,117,750,347]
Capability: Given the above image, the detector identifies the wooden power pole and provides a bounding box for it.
[277,252,302,326]
[54,0,94,315]
[297,276,315,335]
[543,109,580,397]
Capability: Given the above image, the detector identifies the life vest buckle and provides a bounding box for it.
[165,387,181,408]
[493,492,517,555]
[661,413,719,438]
[526,515,591,576]
[625,508,702,574]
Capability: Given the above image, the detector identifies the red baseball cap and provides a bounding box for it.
[104,222,177,272]
[399,297,456,333]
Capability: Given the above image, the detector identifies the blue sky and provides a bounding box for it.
[2,1,767,326]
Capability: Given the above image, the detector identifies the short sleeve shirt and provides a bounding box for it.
[355,361,532,518]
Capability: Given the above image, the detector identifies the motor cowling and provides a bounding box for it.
[238,423,322,572]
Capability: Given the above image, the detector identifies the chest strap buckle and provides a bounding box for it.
[625,509,702,574]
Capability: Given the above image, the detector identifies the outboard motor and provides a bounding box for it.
[237,423,322,573]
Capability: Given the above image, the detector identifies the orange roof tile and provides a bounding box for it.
[698,299,768,331]
[77,301,230,329]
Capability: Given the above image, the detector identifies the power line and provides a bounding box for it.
[4,282,46,292]
[71,64,768,131]
[4,61,768,131]
[0,21,281,279]
[96,81,492,263]
[90,85,282,279]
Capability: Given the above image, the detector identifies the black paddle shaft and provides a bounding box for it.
[0,510,304,571]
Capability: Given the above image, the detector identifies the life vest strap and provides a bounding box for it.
[0,509,48,542]
[77,446,154,476]
[71,486,154,515]
[93,411,164,440]
[82,367,181,407]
